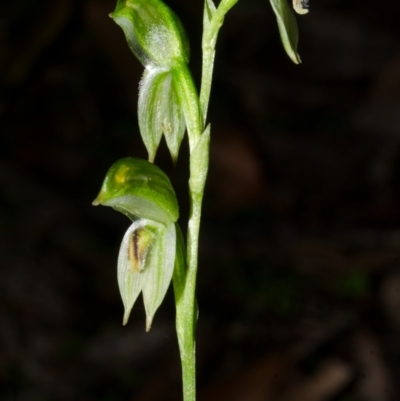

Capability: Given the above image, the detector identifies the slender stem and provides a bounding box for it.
[173,224,197,401]
[182,193,203,401]
[175,2,240,400]
[173,191,204,401]
[175,121,209,401]
[172,63,205,401]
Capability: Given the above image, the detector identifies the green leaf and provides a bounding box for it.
[111,0,190,68]
[269,0,301,64]
[189,125,210,195]
[138,68,186,164]
[93,157,179,225]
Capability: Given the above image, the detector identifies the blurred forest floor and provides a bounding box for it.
[1,0,400,400]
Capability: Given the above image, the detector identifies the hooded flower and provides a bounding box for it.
[93,157,181,330]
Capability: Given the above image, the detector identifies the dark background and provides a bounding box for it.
[1,0,400,400]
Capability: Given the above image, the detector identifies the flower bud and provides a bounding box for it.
[94,158,184,329]
[111,0,201,164]
[111,0,190,68]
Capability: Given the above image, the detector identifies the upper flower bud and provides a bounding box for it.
[111,0,190,68]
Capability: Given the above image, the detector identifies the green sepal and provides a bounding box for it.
[117,219,177,330]
[111,0,190,68]
[189,125,210,195]
[93,157,179,225]
[138,67,186,164]
[269,0,301,64]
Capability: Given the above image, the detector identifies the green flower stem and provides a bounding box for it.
[173,225,197,401]
[173,180,205,401]
[175,2,239,400]
[185,191,203,398]
[171,63,204,401]
[173,195,202,401]
[175,117,210,401]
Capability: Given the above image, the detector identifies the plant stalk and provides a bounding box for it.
[176,193,203,401]
[175,1,239,400]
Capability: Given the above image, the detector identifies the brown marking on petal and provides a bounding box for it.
[162,121,173,134]
[128,227,154,272]
[128,229,141,272]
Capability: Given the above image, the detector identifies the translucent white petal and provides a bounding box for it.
[138,67,169,162]
[118,220,148,325]
[142,222,176,331]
